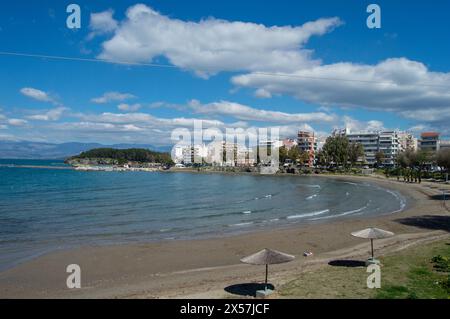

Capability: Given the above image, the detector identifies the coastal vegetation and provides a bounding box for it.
[318,135,365,168]
[278,239,450,299]
[383,148,450,183]
[279,146,310,166]
[66,148,174,166]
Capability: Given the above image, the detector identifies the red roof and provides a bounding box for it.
[421,132,440,138]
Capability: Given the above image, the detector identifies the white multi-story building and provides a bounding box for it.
[378,131,400,165]
[181,144,208,165]
[258,140,283,149]
[204,141,256,167]
[236,146,256,166]
[335,128,404,166]
[171,145,185,164]
[345,131,380,165]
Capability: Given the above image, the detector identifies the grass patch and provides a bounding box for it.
[278,239,450,299]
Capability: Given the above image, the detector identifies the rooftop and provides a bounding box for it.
[421,132,440,138]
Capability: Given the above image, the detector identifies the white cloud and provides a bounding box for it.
[254,88,272,99]
[232,58,450,121]
[117,103,141,112]
[91,91,136,104]
[76,111,226,129]
[98,4,341,77]
[407,124,427,132]
[7,118,28,126]
[51,122,144,132]
[400,107,450,122]
[0,124,7,129]
[148,101,187,111]
[341,116,385,132]
[26,107,68,121]
[88,9,118,39]
[189,100,335,123]
[20,87,56,103]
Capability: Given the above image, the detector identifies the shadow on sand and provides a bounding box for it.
[428,194,449,201]
[395,215,450,232]
[328,260,366,267]
[224,283,275,297]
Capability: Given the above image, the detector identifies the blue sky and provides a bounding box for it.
[0,0,449,145]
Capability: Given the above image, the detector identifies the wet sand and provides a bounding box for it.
[1,175,449,298]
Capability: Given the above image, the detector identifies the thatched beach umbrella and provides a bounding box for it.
[351,227,394,259]
[240,248,295,289]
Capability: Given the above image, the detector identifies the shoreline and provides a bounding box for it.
[0,174,448,298]
[0,173,409,272]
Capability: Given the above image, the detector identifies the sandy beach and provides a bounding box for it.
[0,174,449,299]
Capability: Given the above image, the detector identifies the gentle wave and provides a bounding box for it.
[306,194,318,200]
[309,205,369,221]
[287,209,330,220]
[384,189,406,213]
[229,222,254,227]
[255,193,276,200]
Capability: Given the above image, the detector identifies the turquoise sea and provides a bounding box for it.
[0,159,406,270]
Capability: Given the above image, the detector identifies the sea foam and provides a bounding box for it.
[287,209,329,219]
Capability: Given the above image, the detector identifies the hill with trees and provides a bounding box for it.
[66,148,174,166]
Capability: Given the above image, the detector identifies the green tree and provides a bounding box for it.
[287,147,300,164]
[412,150,430,183]
[322,135,350,168]
[395,150,430,183]
[348,143,365,167]
[315,150,328,167]
[375,151,385,167]
[279,146,289,164]
[396,151,412,168]
[68,148,174,166]
[437,149,450,180]
[437,149,450,171]
[298,150,311,166]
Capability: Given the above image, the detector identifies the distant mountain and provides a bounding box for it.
[0,141,172,159]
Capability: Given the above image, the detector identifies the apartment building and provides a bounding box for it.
[335,129,402,166]
[297,131,317,167]
[378,131,400,165]
[182,144,208,164]
[398,132,418,152]
[345,131,380,165]
[419,132,440,152]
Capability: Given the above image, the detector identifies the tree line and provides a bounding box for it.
[68,148,174,165]
[317,135,365,168]
[278,135,450,182]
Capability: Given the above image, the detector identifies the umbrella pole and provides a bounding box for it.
[370,239,374,258]
[265,264,268,290]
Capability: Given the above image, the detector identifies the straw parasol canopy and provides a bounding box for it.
[240,248,295,289]
[351,227,394,258]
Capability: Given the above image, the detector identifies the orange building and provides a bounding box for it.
[297,131,317,167]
